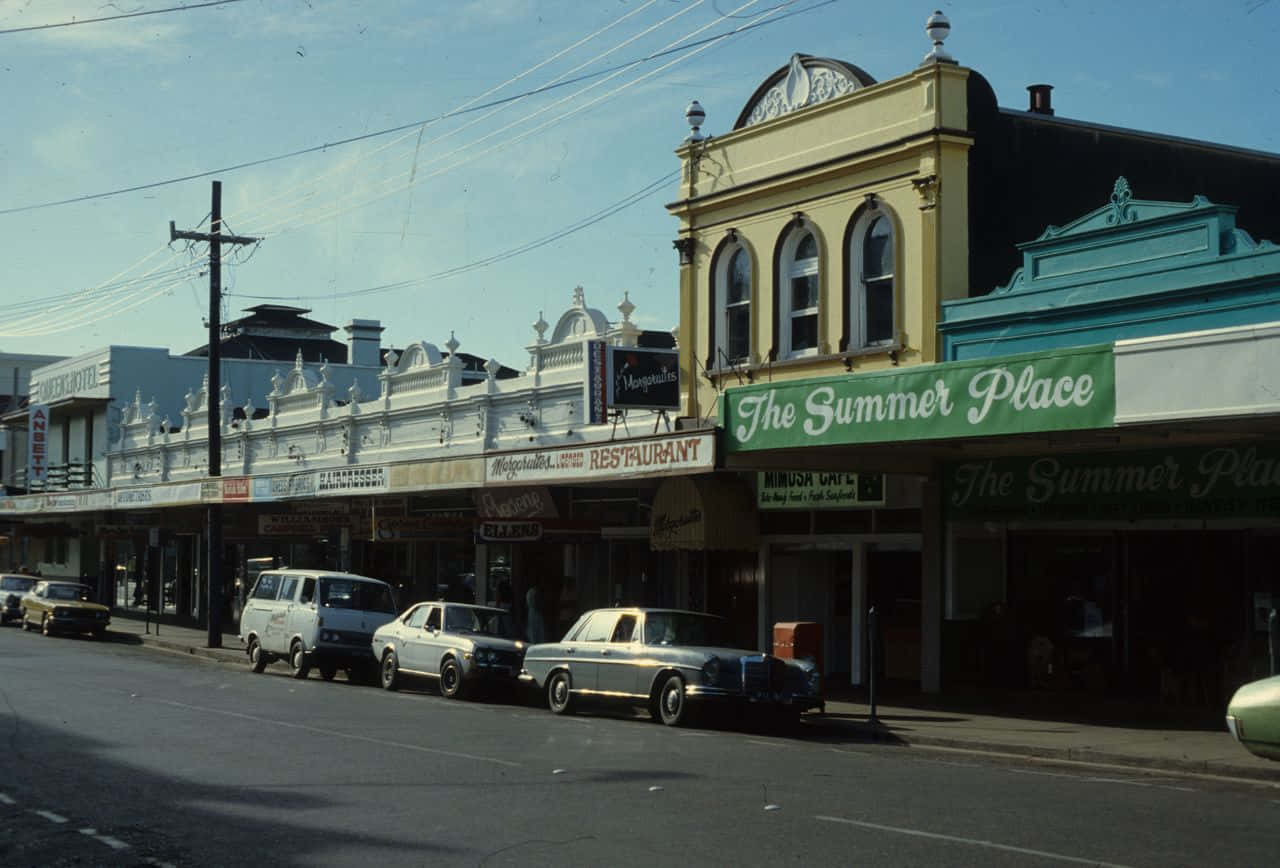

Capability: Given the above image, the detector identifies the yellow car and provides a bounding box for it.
[20,581,110,638]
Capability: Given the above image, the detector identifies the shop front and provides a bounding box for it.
[944,444,1280,707]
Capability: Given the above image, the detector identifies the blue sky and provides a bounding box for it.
[2,0,1276,366]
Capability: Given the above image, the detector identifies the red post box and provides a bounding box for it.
[773,621,823,675]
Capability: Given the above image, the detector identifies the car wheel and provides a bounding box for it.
[657,673,689,726]
[41,614,53,637]
[289,640,310,679]
[247,637,268,673]
[380,651,400,691]
[547,670,573,714]
[440,658,466,700]
[319,665,337,682]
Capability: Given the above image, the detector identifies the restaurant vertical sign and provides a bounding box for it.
[28,404,49,486]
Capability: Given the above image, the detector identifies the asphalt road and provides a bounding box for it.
[1,625,1277,868]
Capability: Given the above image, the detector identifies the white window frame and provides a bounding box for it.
[848,211,897,349]
[714,243,753,366]
[780,227,820,358]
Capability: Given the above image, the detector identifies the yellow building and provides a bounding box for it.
[669,46,972,424]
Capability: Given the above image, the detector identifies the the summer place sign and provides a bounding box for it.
[725,346,1115,451]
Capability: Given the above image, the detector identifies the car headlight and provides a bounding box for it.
[320,630,338,642]
[475,648,492,663]
[701,656,721,685]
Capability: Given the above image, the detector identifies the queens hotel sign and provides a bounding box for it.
[725,346,1116,451]
[35,363,100,402]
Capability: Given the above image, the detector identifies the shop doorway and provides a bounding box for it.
[867,549,922,687]
[769,546,853,681]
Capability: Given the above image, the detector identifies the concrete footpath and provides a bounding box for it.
[106,618,1279,786]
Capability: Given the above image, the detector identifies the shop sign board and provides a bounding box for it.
[725,346,1115,452]
[486,433,714,484]
[222,477,251,501]
[35,363,99,402]
[607,347,680,410]
[317,466,388,495]
[150,482,204,506]
[259,513,348,537]
[757,471,886,509]
[586,340,608,424]
[201,479,223,502]
[114,486,154,508]
[945,444,1280,519]
[476,520,542,542]
[371,515,469,542]
[474,486,558,519]
[28,404,49,484]
[252,472,318,501]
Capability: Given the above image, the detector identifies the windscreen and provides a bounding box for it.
[319,578,396,613]
[0,577,35,592]
[642,612,728,647]
[444,606,517,638]
[47,585,89,601]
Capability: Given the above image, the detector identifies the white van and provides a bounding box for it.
[239,569,398,681]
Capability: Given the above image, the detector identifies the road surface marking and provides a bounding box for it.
[815,815,1135,867]
[0,793,15,805]
[79,829,131,850]
[32,810,67,823]
[148,698,523,768]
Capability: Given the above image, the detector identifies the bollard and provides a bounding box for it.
[868,606,880,726]
[1269,608,1278,677]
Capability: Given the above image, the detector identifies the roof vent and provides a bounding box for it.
[1027,83,1054,115]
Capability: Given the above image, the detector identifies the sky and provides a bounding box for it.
[2,0,1277,369]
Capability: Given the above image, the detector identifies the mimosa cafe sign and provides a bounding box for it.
[725,346,1114,452]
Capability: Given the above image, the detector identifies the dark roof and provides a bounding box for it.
[226,303,337,332]
[186,335,349,364]
[638,329,677,350]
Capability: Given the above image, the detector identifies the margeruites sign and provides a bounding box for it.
[725,346,1115,452]
[607,347,679,411]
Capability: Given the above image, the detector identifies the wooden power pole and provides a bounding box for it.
[170,180,259,648]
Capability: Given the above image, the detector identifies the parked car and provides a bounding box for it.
[1226,673,1280,761]
[19,580,110,637]
[239,569,397,681]
[1,574,37,625]
[520,608,824,726]
[372,601,525,698]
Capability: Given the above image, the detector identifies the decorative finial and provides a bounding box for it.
[348,381,363,403]
[685,100,706,142]
[294,349,304,370]
[922,10,953,64]
[572,286,586,308]
[383,348,399,368]
[485,357,501,379]
[1107,177,1136,225]
[445,330,460,354]
[533,310,549,344]
[617,291,635,324]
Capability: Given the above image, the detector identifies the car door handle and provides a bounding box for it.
[565,648,575,654]
[601,649,611,656]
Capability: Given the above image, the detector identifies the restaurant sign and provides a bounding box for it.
[757,471,885,509]
[477,520,543,542]
[485,433,714,484]
[725,346,1114,452]
[945,444,1280,519]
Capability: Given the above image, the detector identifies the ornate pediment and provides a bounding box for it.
[734,54,876,130]
[549,286,609,344]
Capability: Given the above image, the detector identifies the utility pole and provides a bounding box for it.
[170,180,259,648]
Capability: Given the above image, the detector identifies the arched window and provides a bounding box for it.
[848,212,896,349]
[781,228,820,357]
[714,244,752,364]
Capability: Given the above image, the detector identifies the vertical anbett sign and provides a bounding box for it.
[28,404,50,485]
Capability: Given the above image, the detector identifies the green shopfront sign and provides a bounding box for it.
[946,444,1280,519]
[725,346,1115,452]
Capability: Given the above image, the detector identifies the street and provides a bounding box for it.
[1,626,1277,868]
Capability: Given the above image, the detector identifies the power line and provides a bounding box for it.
[0,0,834,218]
[231,168,680,304]
[0,0,246,36]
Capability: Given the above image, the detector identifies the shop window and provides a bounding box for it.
[779,227,820,357]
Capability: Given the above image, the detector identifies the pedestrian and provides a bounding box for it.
[525,578,545,644]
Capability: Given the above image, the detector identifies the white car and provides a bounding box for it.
[239,569,398,682]
[372,601,525,699]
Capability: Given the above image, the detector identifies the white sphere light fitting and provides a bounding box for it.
[923,10,954,64]
[685,99,706,142]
